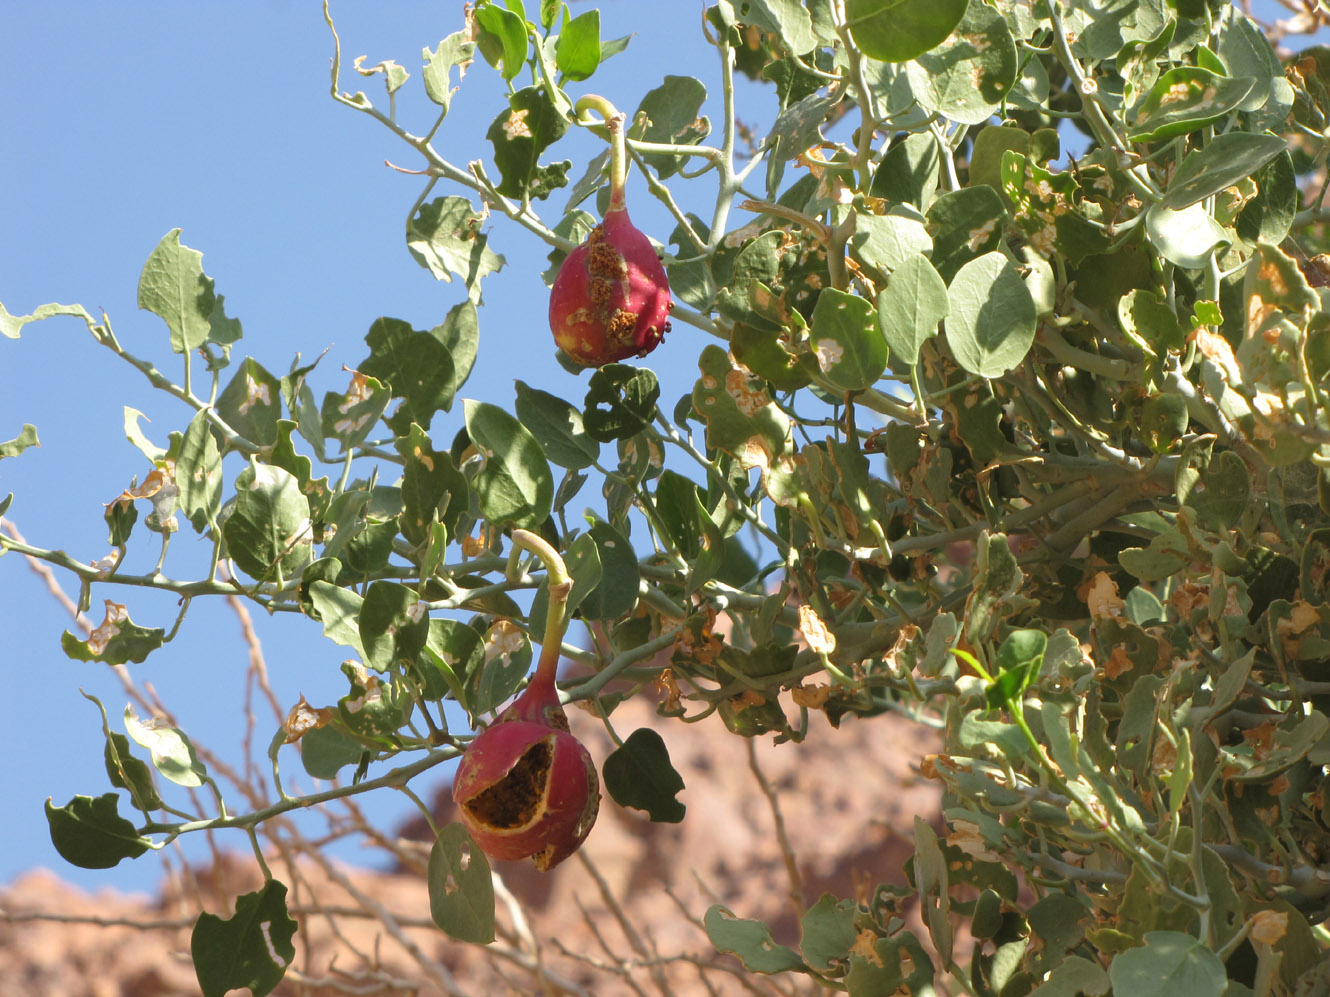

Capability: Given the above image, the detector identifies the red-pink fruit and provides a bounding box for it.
[548,207,672,366]
[452,672,600,870]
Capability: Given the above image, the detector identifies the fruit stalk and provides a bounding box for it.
[574,95,628,211]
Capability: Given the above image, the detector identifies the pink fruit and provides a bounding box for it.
[548,106,672,366]
[452,669,600,870]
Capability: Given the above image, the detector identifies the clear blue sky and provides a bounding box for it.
[0,2,742,893]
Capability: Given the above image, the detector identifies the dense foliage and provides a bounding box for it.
[5,0,1330,992]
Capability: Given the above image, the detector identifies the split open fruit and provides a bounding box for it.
[451,668,600,871]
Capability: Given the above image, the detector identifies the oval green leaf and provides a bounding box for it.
[876,253,948,366]
[1161,132,1289,210]
[844,0,968,63]
[905,2,1017,125]
[944,252,1036,378]
[463,399,554,529]
[1129,68,1256,142]
[429,823,496,944]
[807,288,887,391]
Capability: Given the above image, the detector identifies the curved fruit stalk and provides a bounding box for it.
[548,97,672,366]
[452,531,600,870]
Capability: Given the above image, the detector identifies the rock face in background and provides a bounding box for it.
[0,699,940,995]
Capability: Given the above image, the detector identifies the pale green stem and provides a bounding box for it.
[574,95,627,210]
[508,528,573,688]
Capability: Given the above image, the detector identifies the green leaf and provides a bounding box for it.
[632,76,710,179]
[299,724,365,780]
[83,691,165,812]
[45,794,151,869]
[877,254,948,366]
[1245,242,1319,314]
[358,316,458,433]
[422,29,475,112]
[926,185,1007,282]
[1119,289,1186,355]
[407,196,506,300]
[555,9,599,81]
[432,300,479,402]
[474,2,529,81]
[223,462,312,583]
[124,704,208,788]
[800,894,858,972]
[945,252,1037,378]
[61,603,165,665]
[1237,150,1296,246]
[514,381,600,469]
[395,424,468,546]
[1000,152,1111,264]
[191,880,297,997]
[958,712,1031,758]
[424,618,487,708]
[579,520,639,619]
[704,905,807,974]
[913,815,953,963]
[104,729,162,811]
[305,578,366,657]
[469,621,533,717]
[359,581,428,672]
[216,357,282,449]
[844,0,968,63]
[654,470,704,556]
[848,204,932,274]
[968,125,1030,200]
[731,322,811,390]
[806,288,886,392]
[0,423,38,459]
[1107,931,1226,997]
[463,399,554,529]
[1028,955,1109,997]
[486,86,571,201]
[175,409,222,532]
[1145,202,1228,269]
[905,1,1017,125]
[602,728,686,822]
[137,229,216,354]
[429,823,496,943]
[583,364,660,442]
[988,628,1046,707]
[1161,133,1288,210]
[1129,68,1256,142]
[734,0,818,55]
[320,370,391,454]
[1139,394,1189,453]
[871,132,941,208]
[0,300,95,339]
[764,90,841,170]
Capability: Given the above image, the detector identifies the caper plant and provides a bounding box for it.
[5,0,1330,992]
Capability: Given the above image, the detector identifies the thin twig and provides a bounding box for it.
[745,739,806,919]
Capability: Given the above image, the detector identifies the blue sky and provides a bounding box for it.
[1,2,739,893]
